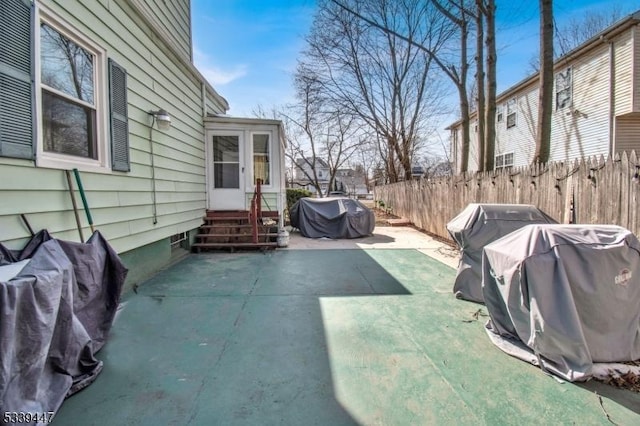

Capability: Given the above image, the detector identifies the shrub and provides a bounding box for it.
[286,188,312,211]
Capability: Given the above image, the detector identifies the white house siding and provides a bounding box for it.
[0,0,226,251]
[492,83,539,169]
[634,26,640,111]
[129,0,192,62]
[613,30,634,116]
[467,121,480,171]
[549,42,611,162]
[454,23,637,173]
[615,113,640,152]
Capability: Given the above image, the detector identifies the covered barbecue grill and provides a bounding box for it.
[446,203,557,303]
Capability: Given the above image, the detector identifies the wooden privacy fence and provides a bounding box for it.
[373,151,640,243]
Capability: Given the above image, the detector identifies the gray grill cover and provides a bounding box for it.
[0,231,126,419]
[290,197,375,239]
[446,204,556,303]
[482,224,640,381]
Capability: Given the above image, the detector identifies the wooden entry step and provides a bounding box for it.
[193,210,280,252]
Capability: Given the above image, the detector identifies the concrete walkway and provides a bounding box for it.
[52,228,640,425]
[285,226,460,269]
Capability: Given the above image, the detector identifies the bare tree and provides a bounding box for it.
[305,0,451,182]
[534,0,553,165]
[474,0,485,171]
[283,63,361,196]
[432,0,473,173]
[482,0,496,171]
[420,155,453,178]
[318,0,499,174]
[528,7,627,73]
[556,6,627,56]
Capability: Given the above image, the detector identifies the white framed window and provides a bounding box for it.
[506,98,517,128]
[496,105,503,122]
[495,152,514,170]
[252,133,271,186]
[555,67,572,110]
[35,4,109,172]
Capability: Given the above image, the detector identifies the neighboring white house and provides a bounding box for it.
[335,168,369,196]
[447,11,640,173]
[291,158,331,195]
[291,159,369,196]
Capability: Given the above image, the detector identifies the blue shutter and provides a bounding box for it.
[0,0,34,159]
[108,58,130,172]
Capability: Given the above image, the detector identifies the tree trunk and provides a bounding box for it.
[459,15,470,173]
[475,1,485,171]
[459,93,471,173]
[534,0,553,164]
[484,0,497,171]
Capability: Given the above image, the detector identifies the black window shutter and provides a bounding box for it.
[0,0,35,160]
[108,58,130,172]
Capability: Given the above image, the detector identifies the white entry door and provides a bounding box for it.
[208,132,245,210]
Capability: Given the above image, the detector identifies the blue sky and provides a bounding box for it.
[192,0,638,119]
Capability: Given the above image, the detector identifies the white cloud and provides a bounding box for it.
[193,47,247,86]
[198,65,247,86]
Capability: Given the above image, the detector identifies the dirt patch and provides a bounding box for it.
[372,207,401,226]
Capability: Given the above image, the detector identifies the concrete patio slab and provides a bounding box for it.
[51,246,640,425]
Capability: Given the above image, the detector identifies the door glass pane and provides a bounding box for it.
[214,163,239,188]
[212,135,240,189]
[213,135,239,162]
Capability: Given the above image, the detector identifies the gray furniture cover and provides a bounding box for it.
[482,224,640,381]
[446,203,556,303]
[0,230,127,420]
[290,197,375,239]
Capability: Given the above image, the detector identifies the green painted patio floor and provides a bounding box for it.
[54,249,639,425]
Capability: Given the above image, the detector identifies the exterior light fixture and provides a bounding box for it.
[149,109,171,131]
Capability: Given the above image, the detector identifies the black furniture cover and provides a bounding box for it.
[446,203,556,303]
[0,230,127,420]
[290,197,375,239]
[482,224,640,381]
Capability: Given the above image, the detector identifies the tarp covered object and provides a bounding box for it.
[482,224,640,381]
[0,230,127,420]
[446,203,556,303]
[290,197,375,239]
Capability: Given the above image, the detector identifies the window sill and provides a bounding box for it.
[36,154,113,174]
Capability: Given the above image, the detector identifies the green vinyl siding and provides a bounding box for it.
[129,0,192,62]
[0,0,225,253]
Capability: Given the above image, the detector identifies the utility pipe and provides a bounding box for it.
[604,35,615,155]
[148,116,158,224]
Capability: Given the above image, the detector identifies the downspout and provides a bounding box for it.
[201,81,209,212]
[604,35,615,155]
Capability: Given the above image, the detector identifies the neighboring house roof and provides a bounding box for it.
[446,10,640,130]
[295,157,329,168]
